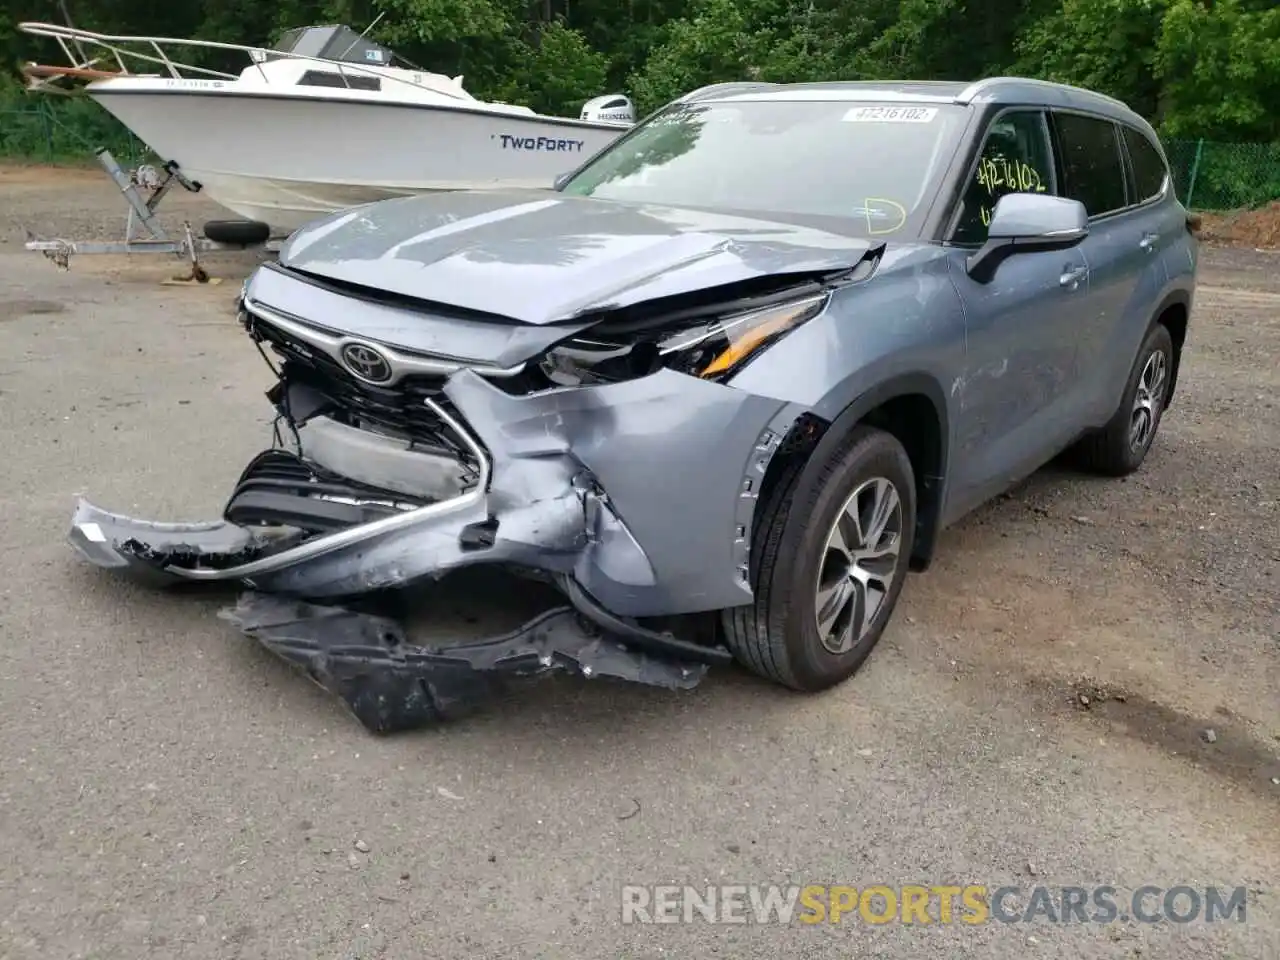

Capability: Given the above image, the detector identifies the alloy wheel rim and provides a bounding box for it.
[1130,348,1167,453]
[813,476,904,655]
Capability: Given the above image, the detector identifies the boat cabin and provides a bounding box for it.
[244,23,473,100]
[274,25,414,68]
[250,25,423,87]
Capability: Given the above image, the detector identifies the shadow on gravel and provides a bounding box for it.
[1063,678,1280,798]
[0,298,65,321]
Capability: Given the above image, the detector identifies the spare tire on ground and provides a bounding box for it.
[204,219,271,246]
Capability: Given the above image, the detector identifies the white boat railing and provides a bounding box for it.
[17,21,472,102]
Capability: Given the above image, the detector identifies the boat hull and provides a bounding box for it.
[155,170,433,233]
[89,86,628,234]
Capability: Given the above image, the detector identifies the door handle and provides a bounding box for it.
[1059,265,1088,289]
[1139,232,1159,252]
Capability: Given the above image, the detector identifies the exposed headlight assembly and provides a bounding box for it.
[540,292,830,387]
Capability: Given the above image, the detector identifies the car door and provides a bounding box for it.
[1122,123,1191,286]
[1100,123,1184,417]
[944,108,1089,516]
[1050,111,1164,422]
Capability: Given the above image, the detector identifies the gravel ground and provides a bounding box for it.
[0,165,1277,959]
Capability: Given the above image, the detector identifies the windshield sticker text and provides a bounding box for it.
[843,106,938,124]
[497,134,585,152]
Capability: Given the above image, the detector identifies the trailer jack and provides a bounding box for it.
[23,148,278,282]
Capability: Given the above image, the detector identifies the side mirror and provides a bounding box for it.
[966,193,1088,284]
[553,171,573,191]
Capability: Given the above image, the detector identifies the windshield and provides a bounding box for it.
[560,99,968,238]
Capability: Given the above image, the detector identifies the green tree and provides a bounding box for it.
[517,19,610,114]
[3,0,1279,171]
[626,0,755,113]
[1157,0,1280,141]
[1013,0,1166,121]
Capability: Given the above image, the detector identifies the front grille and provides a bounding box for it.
[249,313,482,480]
[224,449,428,533]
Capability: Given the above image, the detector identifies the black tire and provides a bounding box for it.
[722,425,916,691]
[1075,322,1175,476]
[204,219,271,246]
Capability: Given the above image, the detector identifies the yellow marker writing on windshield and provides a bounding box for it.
[864,198,908,235]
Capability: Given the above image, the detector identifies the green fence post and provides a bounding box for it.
[1185,138,1204,209]
[39,100,54,162]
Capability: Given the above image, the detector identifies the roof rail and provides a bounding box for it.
[955,76,1130,110]
[676,81,779,103]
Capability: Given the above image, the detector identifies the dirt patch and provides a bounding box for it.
[0,298,66,321]
[0,162,105,189]
[1199,201,1280,250]
[1065,678,1280,797]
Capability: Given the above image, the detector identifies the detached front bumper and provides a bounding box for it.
[220,592,710,733]
[69,366,802,730]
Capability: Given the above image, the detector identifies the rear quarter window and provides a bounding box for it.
[1122,125,1169,203]
[1053,113,1127,217]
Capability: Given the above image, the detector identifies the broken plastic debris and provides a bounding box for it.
[219,592,709,733]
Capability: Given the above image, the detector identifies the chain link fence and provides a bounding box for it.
[2,97,1278,212]
[1165,139,1280,212]
[0,97,149,166]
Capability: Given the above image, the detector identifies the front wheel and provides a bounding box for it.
[722,425,916,691]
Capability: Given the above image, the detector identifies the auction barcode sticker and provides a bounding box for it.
[843,106,938,123]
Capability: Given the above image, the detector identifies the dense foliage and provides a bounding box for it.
[2,0,1278,209]
[0,0,1276,138]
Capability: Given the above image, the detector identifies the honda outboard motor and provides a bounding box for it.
[580,94,635,125]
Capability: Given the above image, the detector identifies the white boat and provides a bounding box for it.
[19,21,636,234]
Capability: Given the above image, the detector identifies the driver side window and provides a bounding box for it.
[952,111,1057,245]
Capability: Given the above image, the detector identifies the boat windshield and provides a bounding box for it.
[270,25,420,70]
[559,98,969,238]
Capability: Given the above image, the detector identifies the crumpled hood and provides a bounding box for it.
[277,190,876,325]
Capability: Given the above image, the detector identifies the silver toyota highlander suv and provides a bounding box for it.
[68,77,1199,731]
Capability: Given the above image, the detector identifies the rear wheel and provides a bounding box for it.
[722,425,916,691]
[1075,322,1174,476]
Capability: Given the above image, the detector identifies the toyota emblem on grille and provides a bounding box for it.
[340,342,393,383]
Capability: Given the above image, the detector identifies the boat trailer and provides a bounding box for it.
[23,147,279,283]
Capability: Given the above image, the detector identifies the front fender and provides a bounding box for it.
[725,249,963,566]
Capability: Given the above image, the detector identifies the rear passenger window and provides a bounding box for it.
[1053,113,1127,217]
[1123,125,1168,202]
[952,110,1056,245]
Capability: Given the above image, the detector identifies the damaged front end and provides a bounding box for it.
[68,254,869,730]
